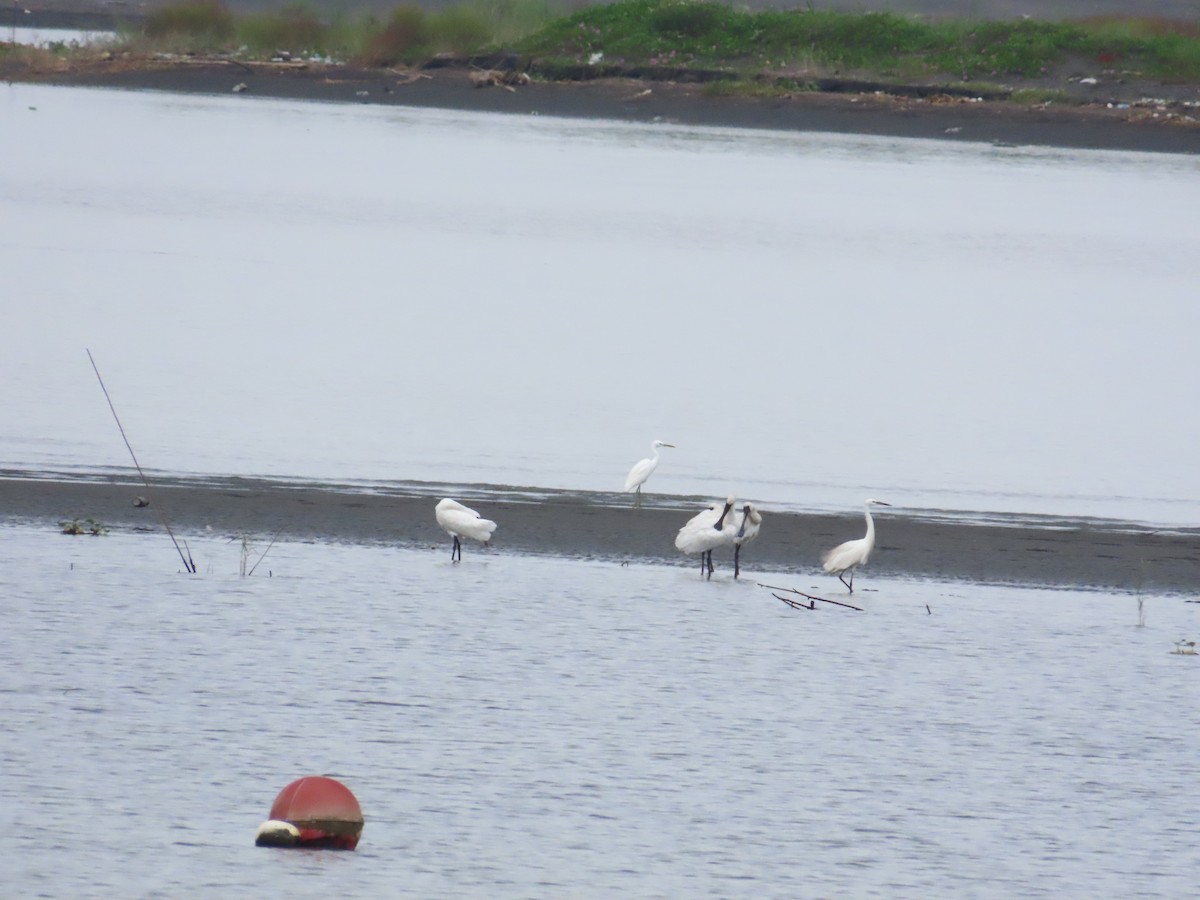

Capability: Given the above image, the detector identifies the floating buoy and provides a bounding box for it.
[254,819,300,847]
[255,776,363,849]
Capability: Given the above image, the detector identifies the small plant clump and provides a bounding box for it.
[239,6,327,56]
[60,518,109,536]
[143,0,236,41]
[356,6,431,67]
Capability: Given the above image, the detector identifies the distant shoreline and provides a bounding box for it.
[3,472,1198,593]
[7,55,1199,156]
[6,0,1200,156]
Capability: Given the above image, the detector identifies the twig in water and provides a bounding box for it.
[87,349,196,573]
[774,593,815,611]
[758,583,863,612]
[247,527,283,576]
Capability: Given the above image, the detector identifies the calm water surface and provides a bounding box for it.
[3,79,1199,898]
[1,527,1198,896]
[2,85,1199,526]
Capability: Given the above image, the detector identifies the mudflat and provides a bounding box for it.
[4,472,1197,594]
[5,56,1197,155]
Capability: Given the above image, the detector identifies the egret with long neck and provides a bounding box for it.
[624,439,675,507]
[821,499,890,593]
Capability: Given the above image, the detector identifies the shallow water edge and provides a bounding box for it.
[3,469,1197,594]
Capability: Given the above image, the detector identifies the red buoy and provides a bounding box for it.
[255,776,364,849]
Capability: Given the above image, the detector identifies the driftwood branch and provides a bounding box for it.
[773,592,814,611]
[219,57,255,74]
[387,70,433,86]
[758,582,864,612]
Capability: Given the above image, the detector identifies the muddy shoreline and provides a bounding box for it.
[3,472,1198,593]
[8,0,1200,153]
[6,55,1197,155]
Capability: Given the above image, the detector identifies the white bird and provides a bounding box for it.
[624,439,675,506]
[822,499,891,593]
[675,496,736,578]
[434,498,498,562]
[732,502,762,580]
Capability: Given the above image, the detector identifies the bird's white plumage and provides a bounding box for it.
[624,439,675,493]
[733,503,762,547]
[675,496,737,555]
[822,499,889,589]
[435,498,497,544]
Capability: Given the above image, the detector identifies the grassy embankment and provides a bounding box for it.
[5,0,1200,102]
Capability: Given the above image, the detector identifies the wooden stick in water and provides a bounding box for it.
[758,583,864,612]
[773,593,815,611]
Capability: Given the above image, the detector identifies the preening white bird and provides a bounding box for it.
[675,496,736,578]
[624,439,675,505]
[732,502,762,580]
[821,499,891,593]
[434,498,498,562]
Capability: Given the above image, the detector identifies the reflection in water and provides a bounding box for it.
[1,84,1197,525]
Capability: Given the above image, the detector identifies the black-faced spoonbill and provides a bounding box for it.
[732,502,762,580]
[675,496,736,578]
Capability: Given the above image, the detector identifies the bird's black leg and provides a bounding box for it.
[838,571,853,593]
[734,545,741,580]
[452,535,461,562]
[705,550,714,578]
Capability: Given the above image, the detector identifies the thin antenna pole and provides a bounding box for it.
[87,349,196,573]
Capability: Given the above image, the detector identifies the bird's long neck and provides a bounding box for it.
[649,444,661,464]
[863,505,876,544]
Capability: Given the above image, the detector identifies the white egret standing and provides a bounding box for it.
[821,499,891,593]
[675,496,736,578]
[624,439,675,506]
[434,498,498,562]
[732,502,762,580]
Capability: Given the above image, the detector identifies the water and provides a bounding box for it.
[5,76,1198,897]
[1,525,1197,896]
[5,25,117,47]
[3,83,1199,526]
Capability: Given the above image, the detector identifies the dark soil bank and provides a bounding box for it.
[11,59,1199,155]
[4,473,1198,594]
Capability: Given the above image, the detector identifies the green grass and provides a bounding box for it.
[515,0,1200,80]
[143,0,235,41]
[238,5,327,55]
[123,0,560,61]
[19,0,1200,87]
